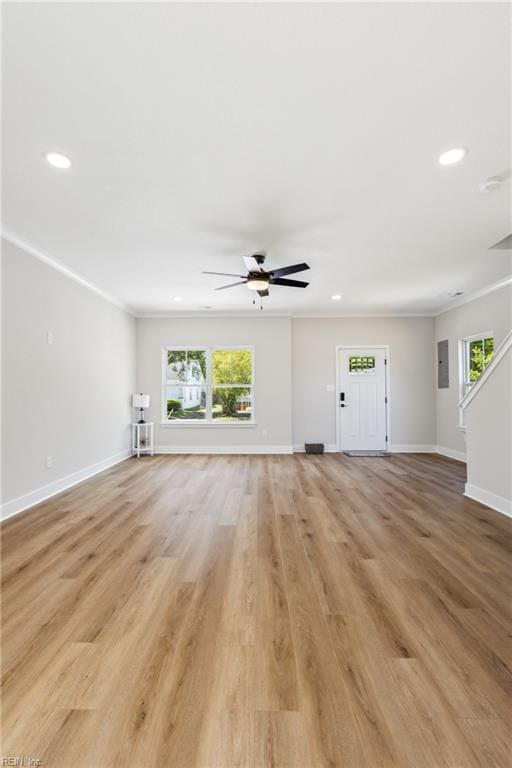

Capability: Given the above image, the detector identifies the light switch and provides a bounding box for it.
[47,331,54,345]
[326,384,335,392]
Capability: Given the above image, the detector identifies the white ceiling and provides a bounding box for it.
[3,2,511,316]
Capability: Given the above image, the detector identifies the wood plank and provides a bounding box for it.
[1,452,511,767]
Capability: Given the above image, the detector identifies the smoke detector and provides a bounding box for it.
[438,290,464,299]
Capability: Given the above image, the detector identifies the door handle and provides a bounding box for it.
[340,392,346,407]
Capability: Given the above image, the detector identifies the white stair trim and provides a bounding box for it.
[460,329,512,411]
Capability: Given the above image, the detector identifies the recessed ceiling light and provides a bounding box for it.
[173,296,183,302]
[44,151,72,169]
[438,147,467,166]
[331,294,342,301]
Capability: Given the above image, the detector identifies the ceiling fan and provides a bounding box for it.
[203,253,310,298]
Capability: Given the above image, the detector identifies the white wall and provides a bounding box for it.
[1,239,136,517]
[465,349,511,515]
[136,316,293,451]
[291,317,436,450]
[435,284,512,457]
[4,238,510,519]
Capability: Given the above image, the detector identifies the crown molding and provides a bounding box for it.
[135,311,294,319]
[136,311,432,319]
[433,275,512,316]
[290,311,432,318]
[1,229,136,316]
[3,229,509,320]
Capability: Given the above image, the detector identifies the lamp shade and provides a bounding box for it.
[132,393,150,409]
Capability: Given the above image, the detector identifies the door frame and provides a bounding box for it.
[335,345,391,452]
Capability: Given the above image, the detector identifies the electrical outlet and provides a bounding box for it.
[46,456,53,469]
[262,429,268,437]
[47,331,54,345]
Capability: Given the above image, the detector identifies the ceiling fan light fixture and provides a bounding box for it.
[246,276,269,291]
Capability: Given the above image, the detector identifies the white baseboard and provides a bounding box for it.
[434,445,467,463]
[293,444,337,453]
[388,444,467,463]
[0,449,131,522]
[389,444,436,453]
[464,483,512,518]
[154,444,293,455]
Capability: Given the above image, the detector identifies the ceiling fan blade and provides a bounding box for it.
[214,281,247,291]
[243,255,265,272]
[257,289,269,297]
[269,262,310,278]
[270,277,309,288]
[490,234,512,250]
[203,271,245,277]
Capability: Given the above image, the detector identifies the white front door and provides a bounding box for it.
[338,348,388,451]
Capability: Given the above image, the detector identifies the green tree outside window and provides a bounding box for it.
[468,337,494,383]
[212,350,252,418]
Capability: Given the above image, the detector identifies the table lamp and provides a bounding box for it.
[132,393,150,423]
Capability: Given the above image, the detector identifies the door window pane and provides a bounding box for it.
[349,356,376,374]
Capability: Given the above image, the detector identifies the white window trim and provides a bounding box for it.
[458,330,494,429]
[161,346,255,427]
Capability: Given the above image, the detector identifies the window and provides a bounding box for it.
[165,350,207,420]
[349,355,375,374]
[212,348,253,421]
[163,347,254,423]
[460,333,494,398]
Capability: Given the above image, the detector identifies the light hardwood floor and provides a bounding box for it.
[2,453,511,767]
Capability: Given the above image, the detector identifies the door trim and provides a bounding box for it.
[335,345,391,453]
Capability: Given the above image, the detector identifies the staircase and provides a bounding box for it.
[460,329,512,517]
